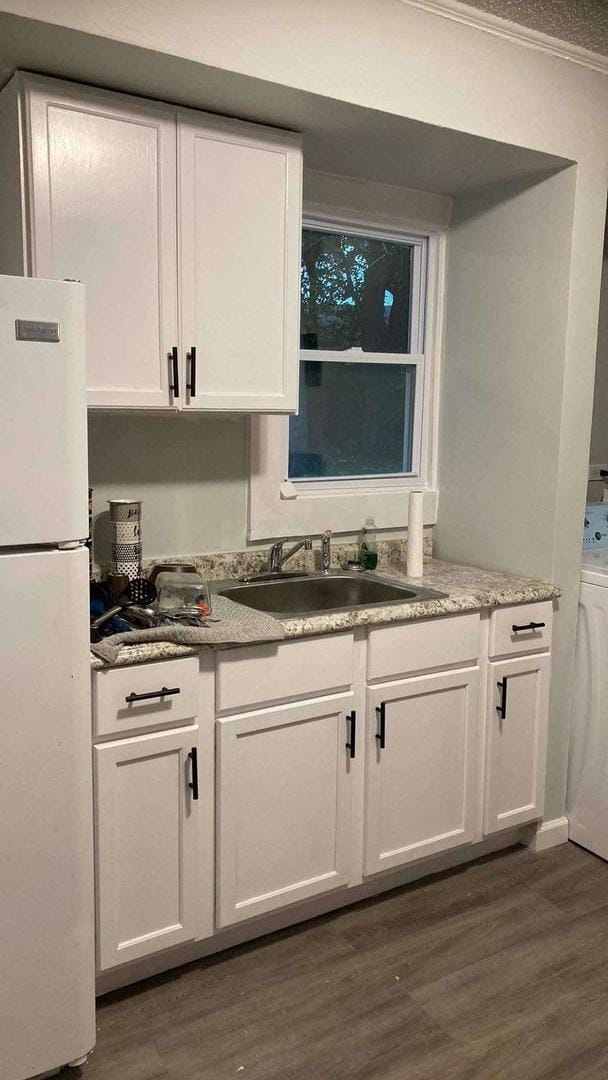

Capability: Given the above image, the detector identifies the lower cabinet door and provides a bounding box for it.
[364,668,481,876]
[216,693,355,927]
[94,726,199,970]
[484,653,550,835]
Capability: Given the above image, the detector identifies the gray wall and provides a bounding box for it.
[589,256,608,475]
[32,0,608,831]
[435,166,578,821]
[88,413,248,561]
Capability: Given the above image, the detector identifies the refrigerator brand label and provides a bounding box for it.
[15,319,60,343]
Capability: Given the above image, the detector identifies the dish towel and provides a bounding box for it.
[91,594,285,664]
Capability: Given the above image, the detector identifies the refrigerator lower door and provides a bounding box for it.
[0,547,95,1080]
[0,274,88,546]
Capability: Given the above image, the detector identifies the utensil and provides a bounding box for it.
[107,573,130,603]
[121,605,160,629]
[163,612,219,626]
[90,605,123,631]
[127,578,157,606]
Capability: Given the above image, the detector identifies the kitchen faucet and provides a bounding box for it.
[268,536,313,574]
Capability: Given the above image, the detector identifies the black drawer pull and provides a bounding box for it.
[497,677,508,720]
[169,346,179,398]
[188,747,199,800]
[512,621,545,633]
[124,686,181,704]
[345,711,356,759]
[186,346,197,398]
[375,702,386,749]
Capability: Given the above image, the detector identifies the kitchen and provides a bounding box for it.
[1,2,608,1078]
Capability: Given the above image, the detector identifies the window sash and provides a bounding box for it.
[287,352,426,492]
[292,219,429,492]
[301,219,427,356]
[248,220,443,540]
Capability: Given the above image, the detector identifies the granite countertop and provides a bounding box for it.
[90,558,560,670]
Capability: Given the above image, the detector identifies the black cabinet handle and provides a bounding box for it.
[188,747,199,800]
[186,346,197,398]
[169,346,179,398]
[345,710,356,759]
[375,702,386,749]
[512,621,545,633]
[124,686,181,704]
[497,677,508,720]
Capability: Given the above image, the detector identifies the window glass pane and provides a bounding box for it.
[289,361,416,479]
[301,228,413,353]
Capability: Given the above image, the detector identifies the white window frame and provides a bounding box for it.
[249,206,446,541]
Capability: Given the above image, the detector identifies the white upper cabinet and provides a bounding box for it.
[24,75,179,409]
[2,73,302,412]
[178,111,302,412]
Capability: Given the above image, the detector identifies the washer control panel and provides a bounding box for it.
[583,503,608,549]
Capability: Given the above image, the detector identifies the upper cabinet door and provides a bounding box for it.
[178,110,302,413]
[24,76,179,409]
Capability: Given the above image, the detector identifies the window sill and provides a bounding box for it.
[250,417,437,540]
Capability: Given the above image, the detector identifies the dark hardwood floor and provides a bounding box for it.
[66,842,608,1080]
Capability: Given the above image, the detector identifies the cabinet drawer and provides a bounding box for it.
[367,613,480,682]
[489,602,553,659]
[216,633,354,713]
[93,656,198,737]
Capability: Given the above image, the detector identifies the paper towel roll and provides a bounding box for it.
[407,491,424,577]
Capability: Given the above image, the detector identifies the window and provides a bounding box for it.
[288,224,427,489]
[249,205,442,542]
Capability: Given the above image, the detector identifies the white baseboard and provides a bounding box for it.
[524,816,569,853]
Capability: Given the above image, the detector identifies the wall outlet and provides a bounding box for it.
[589,463,608,482]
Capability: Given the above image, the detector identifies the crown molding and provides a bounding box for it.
[399,0,608,74]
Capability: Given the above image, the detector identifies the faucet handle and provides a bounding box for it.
[268,538,286,571]
[321,528,332,572]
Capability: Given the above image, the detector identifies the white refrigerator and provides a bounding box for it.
[0,275,96,1079]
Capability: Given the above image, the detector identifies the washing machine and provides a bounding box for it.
[568,503,608,859]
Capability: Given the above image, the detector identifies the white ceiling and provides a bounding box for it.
[0,9,571,197]
[462,0,608,56]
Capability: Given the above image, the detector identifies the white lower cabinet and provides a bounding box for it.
[216,693,356,927]
[94,726,200,970]
[92,605,554,979]
[364,668,481,876]
[484,653,550,834]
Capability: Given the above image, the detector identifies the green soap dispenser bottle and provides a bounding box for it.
[358,517,378,570]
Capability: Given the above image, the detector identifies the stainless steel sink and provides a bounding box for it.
[217,572,446,618]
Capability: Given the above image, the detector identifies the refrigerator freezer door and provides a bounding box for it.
[0,547,95,1080]
[0,274,88,546]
